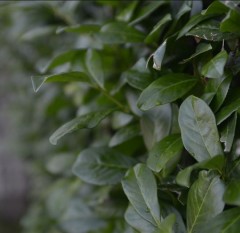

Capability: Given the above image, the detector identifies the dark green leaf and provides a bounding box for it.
[224,180,240,206]
[195,208,240,233]
[147,134,183,174]
[109,124,140,147]
[175,1,192,20]
[85,49,104,88]
[201,1,229,15]
[180,43,212,64]
[187,171,225,233]
[145,14,172,44]
[72,147,135,185]
[140,104,172,150]
[31,71,91,92]
[49,108,115,145]
[221,10,240,34]
[56,24,100,34]
[138,74,197,111]
[99,22,145,44]
[220,112,237,152]
[176,155,224,187]
[201,50,228,79]
[122,164,161,227]
[179,96,223,162]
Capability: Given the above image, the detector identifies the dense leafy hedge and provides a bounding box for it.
[7,1,240,233]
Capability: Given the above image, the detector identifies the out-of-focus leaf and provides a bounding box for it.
[56,24,100,34]
[145,14,172,44]
[175,1,192,20]
[140,104,172,150]
[176,155,224,187]
[130,1,167,25]
[21,26,56,41]
[180,43,212,63]
[220,112,237,152]
[99,22,145,44]
[224,180,240,206]
[31,71,91,92]
[72,147,135,185]
[195,208,240,233]
[85,49,104,88]
[116,1,138,22]
[201,50,228,78]
[49,108,115,145]
[221,10,240,34]
[147,134,183,174]
[187,171,225,233]
[179,96,223,162]
[138,74,197,111]
[109,124,140,147]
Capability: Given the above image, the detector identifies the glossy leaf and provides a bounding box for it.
[73,147,135,185]
[147,134,183,173]
[31,71,90,92]
[49,108,115,145]
[201,50,228,79]
[224,180,240,206]
[195,208,240,233]
[140,104,172,150]
[220,112,237,152]
[122,164,161,227]
[187,171,225,233]
[109,124,140,147]
[138,74,197,111]
[85,49,104,88]
[99,22,145,44]
[221,10,240,34]
[179,96,223,162]
[176,155,224,187]
[180,43,212,64]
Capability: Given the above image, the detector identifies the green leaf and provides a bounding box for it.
[72,147,135,185]
[152,40,167,71]
[116,1,138,22]
[187,171,225,233]
[179,96,223,162]
[221,10,240,34]
[56,24,100,34]
[21,26,56,41]
[145,14,172,44]
[195,208,240,233]
[49,108,115,145]
[153,214,176,233]
[109,124,140,147]
[31,71,91,92]
[140,104,172,150]
[186,20,238,41]
[201,50,228,79]
[176,155,224,187]
[220,112,237,152]
[224,180,240,206]
[129,1,167,25]
[175,1,192,20]
[138,73,197,111]
[99,22,145,44]
[85,49,104,88]
[203,72,232,112]
[216,90,240,125]
[122,164,161,227]
[177,13,215,39]
[180,43,212,64]
[147,134,183,174]
[201,1,229,15]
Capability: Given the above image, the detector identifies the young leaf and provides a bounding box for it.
[85,49,104,89]
[152,40,167,71]
[221,10,240,34]
[187,171,225,233]
[179,96,223,162]
[138,74,197,111]
[220,112,237,152]
[49,108,115,145]
[72,147,135,185]
[31,71,91,92]
[122,164,161,227]
[195,208,240,233]
[147,134,183,173]
[201,50,228,79]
